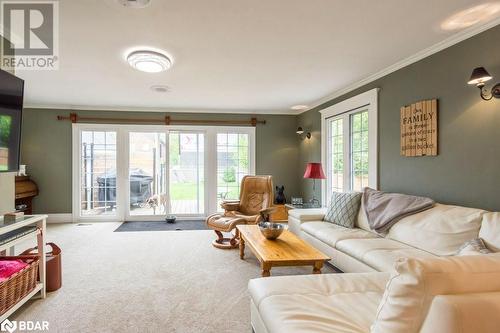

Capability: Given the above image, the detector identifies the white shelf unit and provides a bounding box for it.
[0,215,47,322]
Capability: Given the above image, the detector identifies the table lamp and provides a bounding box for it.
[303,162,326,206]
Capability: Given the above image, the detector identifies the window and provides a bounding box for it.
[216,133,250,207]
[169,131,205,215]
[350,111,369,190]
[80,130,117,216]
[329,118,344,192]
[321,89,378,204]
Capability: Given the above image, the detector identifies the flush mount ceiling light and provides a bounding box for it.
[127,50,172,73]
[291,105,309,111]
[150,85,170,93]
[441,3,500,31]
[116,0,151,8]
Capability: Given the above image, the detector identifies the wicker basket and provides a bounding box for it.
[0,256,40,316]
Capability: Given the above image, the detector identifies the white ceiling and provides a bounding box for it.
[17,0,500,114]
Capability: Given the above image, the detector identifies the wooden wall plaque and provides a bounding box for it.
[400,99,438,157]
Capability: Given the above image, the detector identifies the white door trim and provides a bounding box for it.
[72,123,125,222]
[72,123,256,222]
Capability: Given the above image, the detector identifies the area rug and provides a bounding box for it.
[114,220,208,232]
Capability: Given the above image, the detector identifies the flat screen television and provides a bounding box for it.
[0,69,24,172]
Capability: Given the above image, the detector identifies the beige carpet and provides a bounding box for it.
[11,222,335,333]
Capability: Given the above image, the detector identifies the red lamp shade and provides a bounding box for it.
[303,163,326,179]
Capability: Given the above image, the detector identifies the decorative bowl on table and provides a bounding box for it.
[258,222,285,240]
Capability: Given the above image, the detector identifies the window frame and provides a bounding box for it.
[72,123,255,222]
[320,88,378,205]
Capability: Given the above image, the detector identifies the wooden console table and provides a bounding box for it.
[0,215,47,321]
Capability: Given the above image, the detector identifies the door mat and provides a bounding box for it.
[114,220,208,232]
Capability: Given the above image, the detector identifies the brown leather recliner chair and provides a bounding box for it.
[206,175,274,249]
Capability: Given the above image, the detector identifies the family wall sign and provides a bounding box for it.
[400,99,438,157]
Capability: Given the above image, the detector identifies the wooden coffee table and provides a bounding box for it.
[237,225,330,277]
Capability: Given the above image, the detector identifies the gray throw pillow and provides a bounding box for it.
[456,238,492,256]
[324,192,362,228]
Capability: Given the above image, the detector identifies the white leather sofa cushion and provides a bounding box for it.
[363,248,436,272]
[336,238,436,272]
[371,253,500,333]
[336,238,412,261]
[288,208,327,222]
[479,212,500,252]
[419,292,500,333]
[301,231,377,273]
[387,203,485,255]
[301,222,379,248]
[249,273,390,333]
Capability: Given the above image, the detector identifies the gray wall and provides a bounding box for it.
[21,109,300,213]
[298,25,500,211]
[0,173,15,214]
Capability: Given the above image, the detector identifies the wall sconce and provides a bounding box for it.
[296,127,311,139]
[467,67,500,101]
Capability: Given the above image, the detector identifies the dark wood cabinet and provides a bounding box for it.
[15,176,39,214]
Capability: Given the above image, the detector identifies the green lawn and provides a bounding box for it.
[169,181,238,200]
[170,182,201,200]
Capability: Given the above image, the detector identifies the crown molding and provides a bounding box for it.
[23,103,301,115]
[302,17,500,114]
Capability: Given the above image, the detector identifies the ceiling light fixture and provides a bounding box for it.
[441,3,500,31]
[291,105,309,111]
[127,50,172,73]
[116,0,151,9]
[150,85,170,93]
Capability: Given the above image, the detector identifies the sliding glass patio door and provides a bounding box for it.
[73,124,254,222]
[127,131,167,218]
[168,131,205,216]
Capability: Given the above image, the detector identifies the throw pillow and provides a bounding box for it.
[323,191,362,228]
[479,212,500,252]
[371,254,500,333]
[456,238,492,256]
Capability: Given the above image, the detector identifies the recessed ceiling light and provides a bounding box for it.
[150,85,170,93]
[127,50,172,73]
[291,105,309,111]
[441,3,500,31]
[116,0,151,8]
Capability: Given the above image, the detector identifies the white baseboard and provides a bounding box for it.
[47,213,73,224]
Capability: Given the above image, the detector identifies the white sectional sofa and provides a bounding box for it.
[288,202,492,273]
[249,201,500,333]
